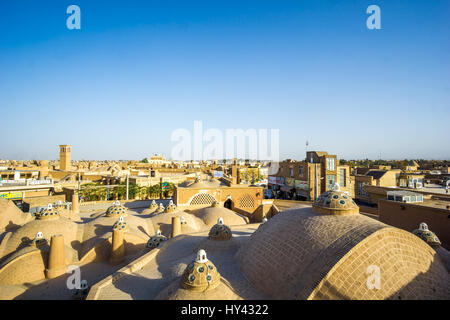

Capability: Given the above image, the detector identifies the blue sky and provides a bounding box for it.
[0,0,449,160]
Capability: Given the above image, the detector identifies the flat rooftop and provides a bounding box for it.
[383,198,450,211]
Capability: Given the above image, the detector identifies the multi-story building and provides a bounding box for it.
[147,154,171,167]
[398,172,425,188]
[354,169,401,204]
[269,151,353,200]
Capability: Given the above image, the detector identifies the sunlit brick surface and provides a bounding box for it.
[236,207,450,300]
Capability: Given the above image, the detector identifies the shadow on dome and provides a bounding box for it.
[151,235,263,300]
[4,221,22,233]
[386,255,450,300]
[111,271,168,299]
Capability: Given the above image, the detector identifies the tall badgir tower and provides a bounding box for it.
[59,145,72,171]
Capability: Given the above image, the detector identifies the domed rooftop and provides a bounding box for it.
[148,210,207,236]
[165,200,177,213]
[112,216,129,232]
[156,248,240,300]
[57,207,81,222]
[147,230,167,249]
[180,250,220,292]
[236,205,450,300]
[208,218,232,241]
[81,211,153,259]
[149,200,158,208]
[155,203,165,213]
[141,200,159,215]
[312,184,359,216]
[35,204,60,221]
[192,202,248,227]
[105,201,128,218]
[0,216,80,259]
[0,199,33,231]
[30,231,47,248]
[181,177,223,189]
[412,223,441,247]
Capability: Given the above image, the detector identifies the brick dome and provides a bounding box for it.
[147,230,167,249]
[180,250,220,292]
[0,199,33,231]
[35,204,60,221]
[30,232,47,248]
[141,200,159,215]
[105,201,128,218]
[155,203,165,213]
[192,204,248,227]
[149,200,158,210]
[412,223,441,247]
[313,185,359,216]
[236,207,450,300]
[112,216,129,232]
[208,218,232,241]
[165,200,177,213]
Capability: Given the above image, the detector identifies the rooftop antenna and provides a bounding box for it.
[306,140,309,161]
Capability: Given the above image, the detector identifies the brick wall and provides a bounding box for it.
[379,199,450,250]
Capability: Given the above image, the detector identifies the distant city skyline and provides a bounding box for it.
[1,1,449,160]
[1,148,449,162]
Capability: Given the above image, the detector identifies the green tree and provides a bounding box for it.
[164,182,175,197]
[149,184,162,198]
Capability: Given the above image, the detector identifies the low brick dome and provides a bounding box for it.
[35,204,60,221]
[236,206,450,300]
[155,203,165,213]
[208,218,232,241]
[147,230,167,248]
[30,232,47,248]
[149,200,158,210]
[312,184,359,216]
[112,216,129,232]
[192,204,248,227]
[165,200,177,213]
[180,250,220,292]
[412,223,441,247]
[105,201,128,218]
[0,199,33,231]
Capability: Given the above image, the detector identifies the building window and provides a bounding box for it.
[299,166,304,176]
[339,168,346,187]
[326,158,335,171]
[357,182,369,197]
[399,179,407,187]
[289,168,293,177]
[327,175,336,190]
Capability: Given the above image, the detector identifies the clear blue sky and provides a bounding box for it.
[0,0,449,161]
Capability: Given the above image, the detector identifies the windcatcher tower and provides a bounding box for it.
[59,145,72,171]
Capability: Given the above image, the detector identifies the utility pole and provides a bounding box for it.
[314,163,318,201]
[77,172,81,202]
[305,140,309,160]
[126,175,129,201]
